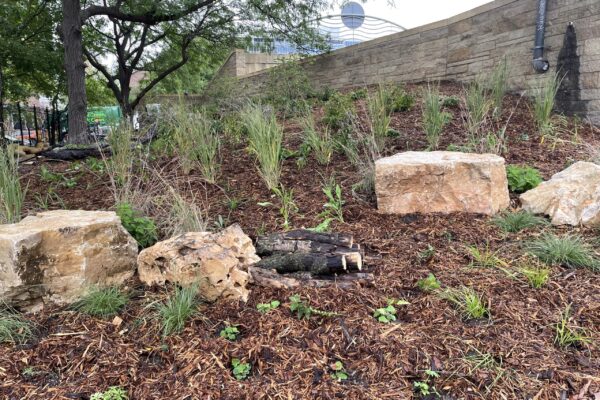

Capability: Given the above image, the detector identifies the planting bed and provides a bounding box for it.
[3,83,600,399]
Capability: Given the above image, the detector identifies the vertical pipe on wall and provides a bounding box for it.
[533,0,550,73]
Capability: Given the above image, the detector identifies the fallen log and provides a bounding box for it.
[254,252,347,275]
[258,230,353,249]
[255,229,363,274]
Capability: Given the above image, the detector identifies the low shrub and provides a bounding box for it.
[388,86,415,112]
[506,165,543,193]
[350,87,368,100]
[116,203,158,248]
[441,96,460,108]
[73,287,128,318]
[323,92,356,141]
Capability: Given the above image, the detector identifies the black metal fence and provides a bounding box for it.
[0,103,66,147]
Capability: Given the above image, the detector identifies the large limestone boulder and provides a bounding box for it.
[138,224,259,302]
[520,161,600,226]
[375,151,510,215]
[0,210,138,311]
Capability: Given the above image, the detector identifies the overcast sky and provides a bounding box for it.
[334,0,493,29]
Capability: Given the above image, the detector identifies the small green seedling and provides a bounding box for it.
[387,298,410,306]
[520,265,550,288]
[373,305,397,323]
[440,287,490,320]
[289,294,337,320]
[330,361,348,381]
[467,245,508,269]
[416,273,441,292]
[413,369,440,397]
[90,386,128,400]
[418,245,436,262]
[219,325,240,341]
[219,326,240,341]
[321,177,344,223]
[256,300,280,314]
[413,381,432,396]
[554,305,590,349]
[231,358,251,380]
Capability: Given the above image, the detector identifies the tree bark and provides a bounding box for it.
[62,0,89,144]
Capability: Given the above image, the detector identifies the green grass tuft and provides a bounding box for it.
[492,210,548,233]
[73,287,129,318]
[157,285,198,336]
[440,287,490,320]
[525,234,599,271]
[0,145,25,224]
[0,310,34,344]
[554,305,590,349]
[416,273,441,292]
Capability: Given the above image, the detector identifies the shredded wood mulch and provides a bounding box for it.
[5,83,600,399]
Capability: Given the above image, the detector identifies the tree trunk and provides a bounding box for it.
[62,0,89,144]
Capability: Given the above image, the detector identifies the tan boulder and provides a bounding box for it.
[520,161,600,226]
[0,210,138,311]
[137,224,259,302]
[375,151,509,215]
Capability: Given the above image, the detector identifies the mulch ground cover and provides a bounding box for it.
[3,83,600,399]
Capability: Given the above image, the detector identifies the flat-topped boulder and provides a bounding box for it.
[375,151,510,215]
[138,224,259,302]
[0,210,138,311]
[520,161,600,226]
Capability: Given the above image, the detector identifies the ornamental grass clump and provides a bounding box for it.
[157,284,199,336]
[422,84,451,150]
[492,210,548,233]
[532,71,562,138]
[171,105,220,183]
[73,287,129,318]
[0,309,34,344]
[242,104,283,190]
[440,287,490,320]
[301,114,334,165]
[525,234,599,271]
[0,145,25,224]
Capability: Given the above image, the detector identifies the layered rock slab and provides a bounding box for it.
[375,151,510,215]
[0,210,138,311]
[138,224,259,302]
[520,161,600,226]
